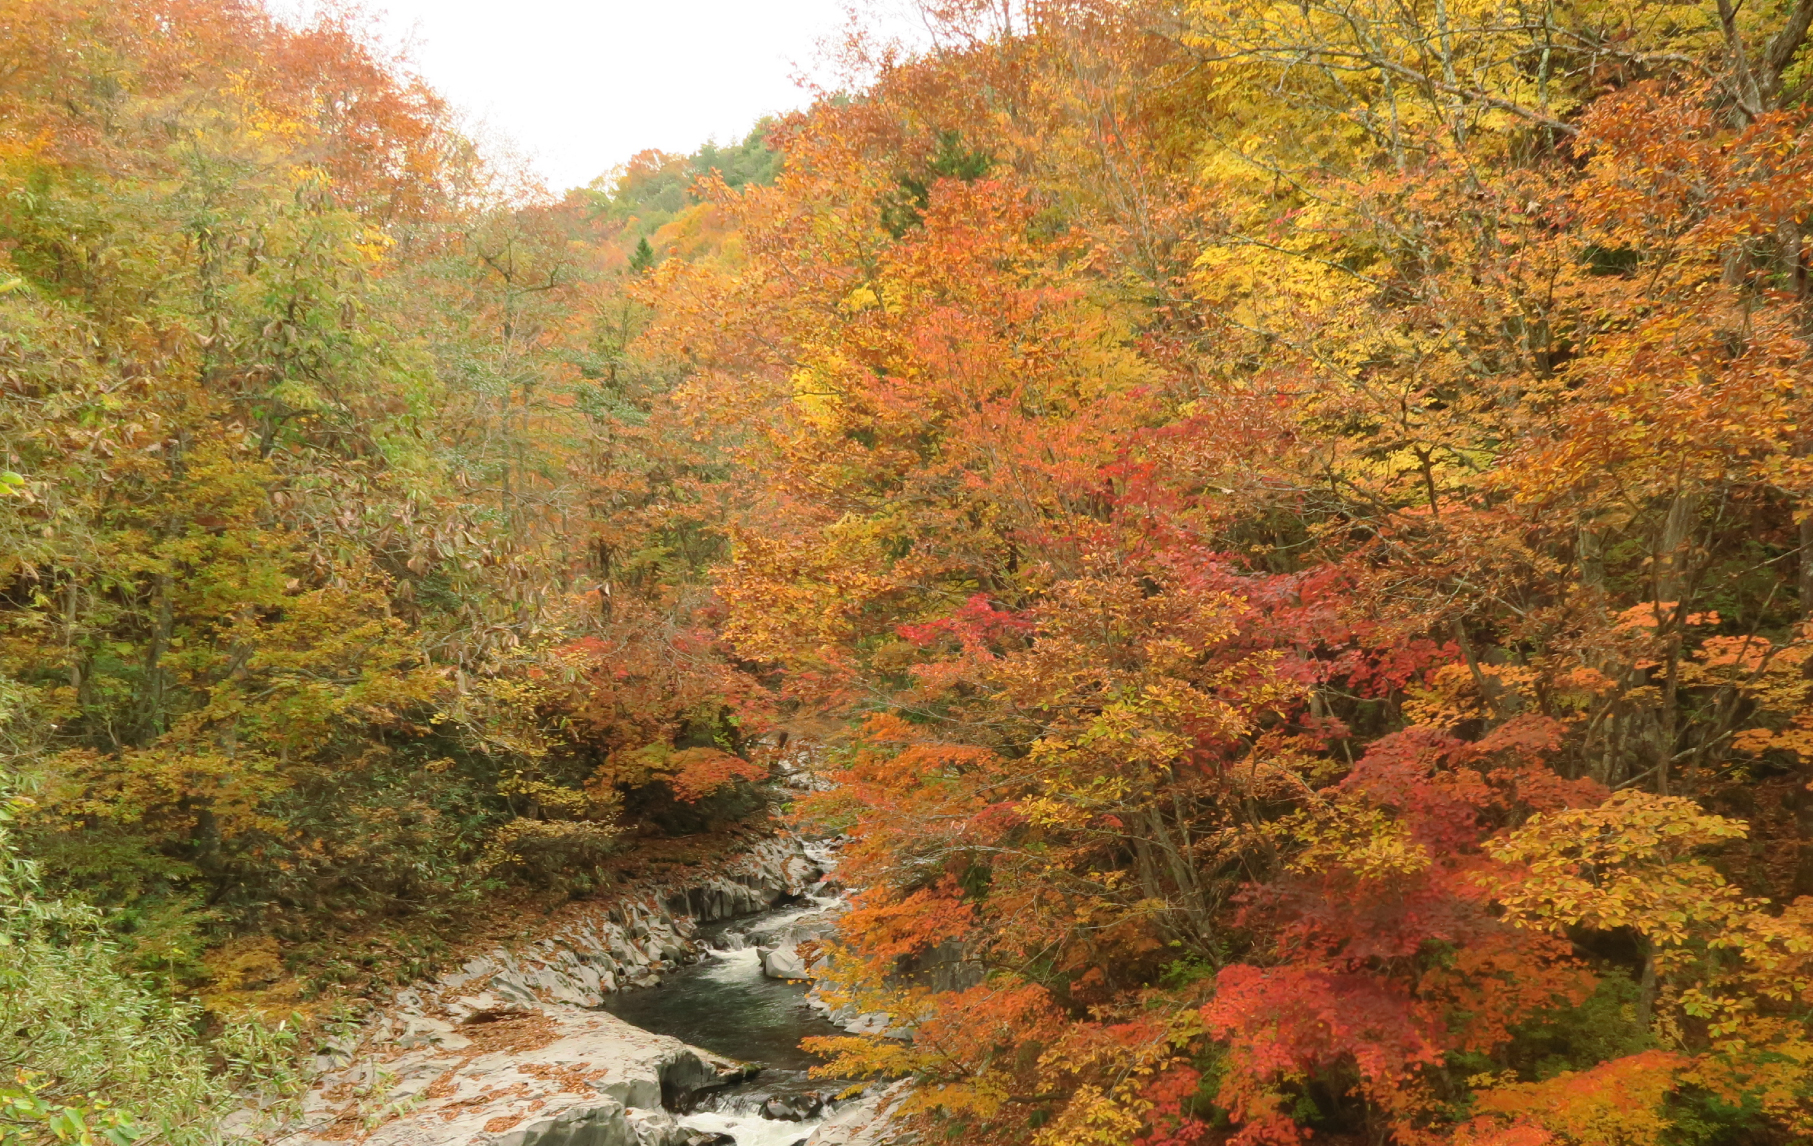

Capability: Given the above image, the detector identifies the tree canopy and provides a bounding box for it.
[639,0,1813,1141]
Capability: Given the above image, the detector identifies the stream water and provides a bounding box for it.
[599,890,856,1145]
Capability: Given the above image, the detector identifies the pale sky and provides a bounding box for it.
[286,1,919,193]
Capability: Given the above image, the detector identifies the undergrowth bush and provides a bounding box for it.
[0,797,299,1146]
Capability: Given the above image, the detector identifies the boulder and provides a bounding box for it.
[761,944,810,980]
[626,1108,692,1146]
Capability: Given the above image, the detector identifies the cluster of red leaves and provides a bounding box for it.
[665,748,770,803]
[1199,725,1604,1143]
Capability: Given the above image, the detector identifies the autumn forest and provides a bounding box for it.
[6,0,1813,1143]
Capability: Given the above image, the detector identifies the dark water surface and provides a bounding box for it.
[598,916,859,1145]
[598,943,845,1072]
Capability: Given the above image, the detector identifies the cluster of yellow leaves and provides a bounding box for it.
[1487,791,1813,1133]
[1286,803,1433,882]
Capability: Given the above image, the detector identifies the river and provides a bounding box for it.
[599,891,856,1145]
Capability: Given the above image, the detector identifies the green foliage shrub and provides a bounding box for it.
[0,798,297,1146]
[1504,971,1655,1081]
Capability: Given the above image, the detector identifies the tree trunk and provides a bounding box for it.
[1655,488,1698,609]
[1800,506,1813,621]
[137,569,174,744]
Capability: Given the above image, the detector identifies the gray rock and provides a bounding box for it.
[762,945,809,980]
[396,1014,470,1052]
[625,1107,690,1146]
[492,1098,635,1146]
[761,1093,824,1121]
[804,1081,912,1146]
[289,1006,738,1146]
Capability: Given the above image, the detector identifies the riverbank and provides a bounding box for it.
[275,833,898,1146]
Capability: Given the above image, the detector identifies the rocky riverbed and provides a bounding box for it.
[281,835,905,1146]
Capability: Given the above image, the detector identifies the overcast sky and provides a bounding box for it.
[285,1,917,193]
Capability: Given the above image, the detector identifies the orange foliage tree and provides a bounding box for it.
[641,0,1813,1141]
